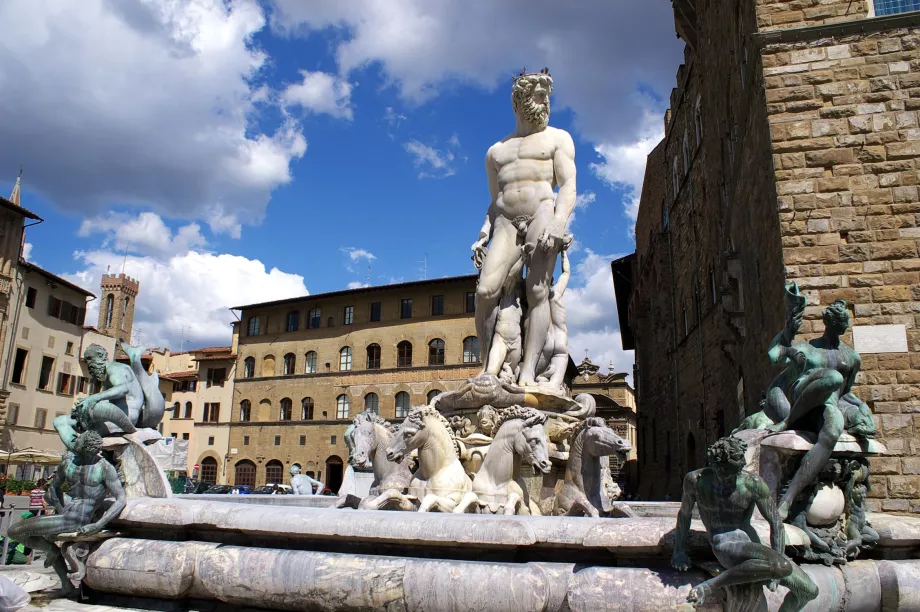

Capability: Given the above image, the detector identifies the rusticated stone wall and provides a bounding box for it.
[762,25,920,513]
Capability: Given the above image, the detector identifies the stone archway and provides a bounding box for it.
[234,460,256,488]
[325,455,344,494]
[200,457,218,485]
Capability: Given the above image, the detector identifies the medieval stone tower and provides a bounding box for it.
[97,273,139,342]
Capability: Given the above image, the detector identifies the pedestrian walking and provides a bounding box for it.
[0,476,6,508]
[27,480,45,516]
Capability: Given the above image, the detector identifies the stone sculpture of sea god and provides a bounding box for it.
[672,436,818,611]
[385,405,472,512]
[453,406,551,515]
[290,464,323,496]
[335,412,414,511]
[9,431,126,595]
[472,67,576,390]
[54,341,165,450]
[543,416,631,517]
[751,284,875,520]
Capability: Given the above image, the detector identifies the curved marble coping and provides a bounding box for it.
[110,498,920,554]
[760,430,888,455]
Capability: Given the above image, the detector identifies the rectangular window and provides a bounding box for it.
[206,368,226,388]
[299,435,306,446]
[11,348,27,385]
[369,301,381,322]
[7,404,19,425]
[208,436,214,446]
[465,292,475,313]
[308,309,321,329]
[243,435,249,445]
[431,295,444,316]
[203,403,219,423]
[343,305,354,325]
[77,376,88,394]
[25,287,36,309]
[274,435,281,446]
[65,341,74,355]
[330,435,336,445]
[247,316,260,336]
[874,0,920,15]
[47,296,62,318]
[47,336,55,349]
[38,356,54,390]
[171,433,177,439]
[182,433,190,440]
[21,327,28,340]
[57,373,74,395]
[34,408,47,429]
[400,298,412,319]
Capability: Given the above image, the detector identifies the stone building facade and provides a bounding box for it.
[229,275,481,491]
[96,273,138,344]
[616,1,920,509]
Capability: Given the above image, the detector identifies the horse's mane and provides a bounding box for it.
[405,405,460,457]
[569,416,606,446]
[355,410,397,434]
[494,405,546,433]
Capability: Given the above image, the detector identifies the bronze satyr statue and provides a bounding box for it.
[672,436,818,611]
[9,431,126,594]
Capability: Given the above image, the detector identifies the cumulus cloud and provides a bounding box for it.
[0,0,307,231]
[347,281,370,289]
[21,243,32,262]
[270,0,680,147]
[563,248,634,380]
[341,247,377,262]
[281,70,355,119]
[78,212,206,258]
[66,249,307,349]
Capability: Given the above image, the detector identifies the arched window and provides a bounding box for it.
[104,294,114,328]
[366,344,381,369]
[243,357,255,378]
[395,391,410,418]
[428,338,445,365]
[184,401,192,419]
[308,308,322,329]
[247,316,260,337]
[364,393,379,414]
[280,398,293,421]
[121,297,130,330]
[172,402,180,417]
[261,355,275,378]
[397,341,412,367]
[305,351,317,374]
[283,353,296,375]
[426,389,441,404]
[286,310,300,332]
[301,397,314,420]
[336,394,350,419]
[339,347,352,371]
[462,336,480,363]
[240,400,251,422]
[200,457,218,485]
[235,460,256,487]
[265,460,283,485]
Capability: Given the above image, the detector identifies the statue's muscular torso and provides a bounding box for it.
[488,127,568,219]
[690,469,763,539]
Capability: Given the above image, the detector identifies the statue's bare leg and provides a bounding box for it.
[770,368,844,432]
[779,404,844,519]
[9,515,76,590]
[91,400,137,434]
[452,491,478,513]
[419,494,458,513]
[475,217,523,374]
[519,204,557,386]
[503,492,523,515]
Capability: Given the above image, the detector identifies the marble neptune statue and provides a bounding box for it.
[290,464,323,496]
[472,67,576,389]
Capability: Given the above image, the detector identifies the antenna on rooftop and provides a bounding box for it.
[367,261,371,285]
[121,245,129,275]
[420,253,428,280]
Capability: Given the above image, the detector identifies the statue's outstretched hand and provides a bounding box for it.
[671,550,692,572]
[538,219,566,252]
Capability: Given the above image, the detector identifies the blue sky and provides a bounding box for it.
[0,0,683,375]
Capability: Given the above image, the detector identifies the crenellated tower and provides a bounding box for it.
[97,273,139,342]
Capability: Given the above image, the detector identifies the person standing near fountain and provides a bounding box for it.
[472,67,576,389]
[290,465,323,496]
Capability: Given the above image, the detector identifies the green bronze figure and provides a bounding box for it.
[672,436,818,611]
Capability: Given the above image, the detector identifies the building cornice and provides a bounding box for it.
[755,13,920,47]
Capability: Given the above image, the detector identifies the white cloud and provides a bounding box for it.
[404,138,464,179]
[281,70,355,119]
[67,249,307,349]
[384,107,406,129]
[563,248,634,380]
[78,212,206,258]
[0,0,306,231]
[21,243,32,262]
[347,281,370,289]
[341,247,377,262]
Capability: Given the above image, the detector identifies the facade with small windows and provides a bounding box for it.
[228,275,480,489]
[4,263,95,463]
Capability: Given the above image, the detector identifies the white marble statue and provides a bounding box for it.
[290,464,323,496]
[472,67,576,390]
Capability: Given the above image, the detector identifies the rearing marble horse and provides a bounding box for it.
[453,406,552,515]
[335,411,414,510]
[385,405,472,512]
[546,416,631,517]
